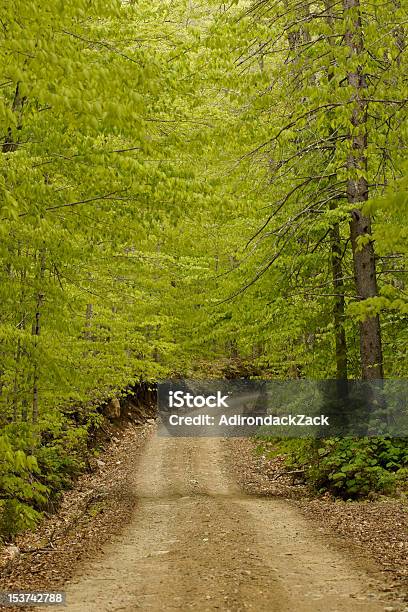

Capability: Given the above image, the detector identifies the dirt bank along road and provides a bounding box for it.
[55,434,397,612]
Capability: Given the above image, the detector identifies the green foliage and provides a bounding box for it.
[0,417,95,537]
[312,438,407,498]
[0,0,407,533]
[395,467,408,491]
[260,437,408,499]
[0,427,48,536]
[1,0,216,537]
[0,500,43,538]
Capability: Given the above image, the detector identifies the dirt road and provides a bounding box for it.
[60,434,394,611]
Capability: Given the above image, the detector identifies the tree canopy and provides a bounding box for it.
[0,0,407,533]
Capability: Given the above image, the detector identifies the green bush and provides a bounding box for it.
[0,418,90,539]
[395,466,408,491]
[0,499,43,538]
[258,436,408,499]
[311,438,403,497]
[0,427,49,538]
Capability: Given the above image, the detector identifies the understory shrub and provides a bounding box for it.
[0,417,92,540]
[0,426,48,537]
[258,437,408,499]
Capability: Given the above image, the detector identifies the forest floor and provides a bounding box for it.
[1,423,407,611]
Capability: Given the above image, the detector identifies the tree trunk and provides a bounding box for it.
[12,338,22,422]
[2,82,25,153]
[32,250,45,423]
[324,1,348,381]
[85,303,93,339]
[330,223,348,380]
[343,0,383,379]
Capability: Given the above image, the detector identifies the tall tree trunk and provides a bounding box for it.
[343,0,383,379]
[2,82,25,153]
[330,223,348,380]
[392,0,405,66]
[13,251,28,422]
[298,0,348,380]
[32,250,45,424]
[85,303,93,339]
[12,338,22,422]
[324,0,348,381]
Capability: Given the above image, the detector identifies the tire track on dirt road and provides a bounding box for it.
[57,433,396,611]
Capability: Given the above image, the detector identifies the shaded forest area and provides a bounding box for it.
[0,0,407,538]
